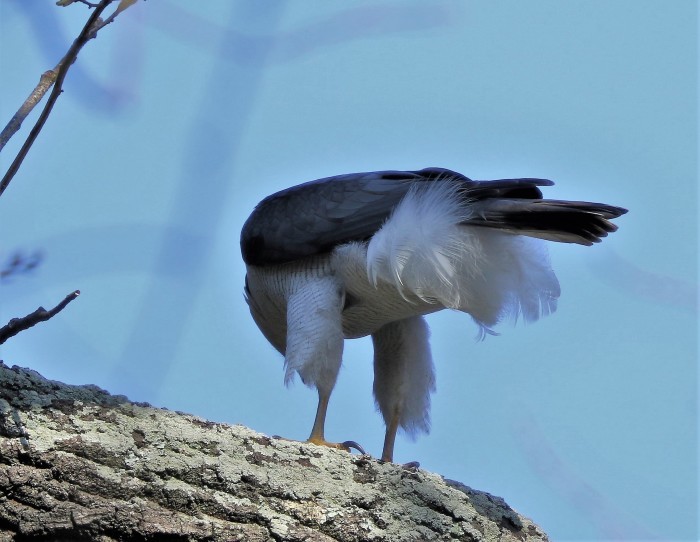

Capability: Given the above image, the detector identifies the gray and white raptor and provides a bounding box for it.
[241,167,627,462]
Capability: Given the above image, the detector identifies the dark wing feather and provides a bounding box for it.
[242,170,414,265]
[241,167,579,265]
[465,199,628,245]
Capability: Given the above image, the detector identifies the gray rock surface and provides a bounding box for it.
[0,361,549,541]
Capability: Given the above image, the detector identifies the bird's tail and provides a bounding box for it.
[366,181,567,334]
[464,194,628,246]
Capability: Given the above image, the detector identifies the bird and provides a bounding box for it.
[240,167,627,462]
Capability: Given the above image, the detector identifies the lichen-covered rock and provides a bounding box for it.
[0,361,549,541]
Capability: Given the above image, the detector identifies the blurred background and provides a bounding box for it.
[0,1,697,540]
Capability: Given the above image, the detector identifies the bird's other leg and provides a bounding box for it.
[372,316,435,463]
[284,275,363,454]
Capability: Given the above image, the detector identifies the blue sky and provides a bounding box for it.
[0,2,697,540]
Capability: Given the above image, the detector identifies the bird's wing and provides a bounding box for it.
[241,167,557,266]
[241,168,450,265]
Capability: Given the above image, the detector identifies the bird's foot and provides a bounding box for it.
[306,437,367,455]
[379,455,420,469]
[272,435,367,455]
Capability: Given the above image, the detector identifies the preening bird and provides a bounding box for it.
[241,167,627,462]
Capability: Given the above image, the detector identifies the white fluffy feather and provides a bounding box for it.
[284,275,344,390]
[366,181,560,333]
[372,316,435,437]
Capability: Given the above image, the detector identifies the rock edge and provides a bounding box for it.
[0,361,549,541]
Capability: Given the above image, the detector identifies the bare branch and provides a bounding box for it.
[0,1,111,197]
[0,70,58,153]
[101,0,138,28]
[0,0,138,198]
[56,1,100,9]
[0,290,80,345]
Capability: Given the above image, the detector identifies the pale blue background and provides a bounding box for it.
[0,2,697,540]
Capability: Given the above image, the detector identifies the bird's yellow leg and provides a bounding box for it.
[306,388,366,454]
[307,388,331,445]
[381,409,400,462]
[381,409,420,468]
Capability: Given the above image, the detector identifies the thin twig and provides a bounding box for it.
[56,1,101,7]
[0,0,121,198]
[0,70,58,153]
[0,290,80,345]
[101,0,138,28]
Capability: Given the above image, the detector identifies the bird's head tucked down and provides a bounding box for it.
[241,167,627,462]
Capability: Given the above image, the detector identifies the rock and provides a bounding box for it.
[0,361,549,541]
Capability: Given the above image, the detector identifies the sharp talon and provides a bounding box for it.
[304,437,367,456]
[341,440,367,455]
